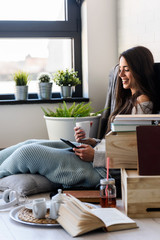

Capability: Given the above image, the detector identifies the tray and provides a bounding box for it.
[10,206,59,227]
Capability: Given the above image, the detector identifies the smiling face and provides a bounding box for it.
[119,56,138,95]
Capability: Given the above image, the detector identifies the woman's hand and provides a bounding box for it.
[74,126,97,147]
[74,126,86,142]
[73,144,94,162]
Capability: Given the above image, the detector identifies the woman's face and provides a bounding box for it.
[119,56,137,94]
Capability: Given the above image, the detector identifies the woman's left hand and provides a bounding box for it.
[73,144,94,162]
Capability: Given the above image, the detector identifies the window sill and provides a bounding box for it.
[0,93,89,105]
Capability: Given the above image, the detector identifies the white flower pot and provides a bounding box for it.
[44,115,101,141]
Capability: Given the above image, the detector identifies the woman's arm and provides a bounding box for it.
[132,95,153,114]
[132,101,153,114]
[137,94,150,103]
[92,139,106,167]
[73,140,106,168]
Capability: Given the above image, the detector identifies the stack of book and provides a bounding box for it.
[111,114,160,132]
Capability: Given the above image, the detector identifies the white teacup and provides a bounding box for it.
[76,121,91,139]
[50,200,60,219]
[32,198,47,219]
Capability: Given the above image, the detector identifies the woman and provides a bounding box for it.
[0,46,156,190]
[74,46,156,166]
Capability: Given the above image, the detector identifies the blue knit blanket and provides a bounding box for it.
[0,140,106,188]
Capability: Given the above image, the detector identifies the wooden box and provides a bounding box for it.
[106,131,138,169]
[121,169,160,218]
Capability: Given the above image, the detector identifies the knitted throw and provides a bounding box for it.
[0,140,106,188]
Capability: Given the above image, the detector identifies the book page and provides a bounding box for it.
[67,194,94,214]
[91,208,136,227]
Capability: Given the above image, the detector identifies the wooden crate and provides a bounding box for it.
[121,169,160,218]
[106,131,138,169]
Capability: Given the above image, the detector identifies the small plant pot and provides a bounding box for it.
[15,86,28,101]
[39,82,52,100]
[61,86,72,98]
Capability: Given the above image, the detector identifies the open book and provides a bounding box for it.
[57,195,138,237]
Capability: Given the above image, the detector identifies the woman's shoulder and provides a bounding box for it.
[137,94,150,103]
[132,95,153,114]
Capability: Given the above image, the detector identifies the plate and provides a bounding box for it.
[9,206,60,227]
[10,203,98,227]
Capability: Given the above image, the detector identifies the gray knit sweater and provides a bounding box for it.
[93,101,153,168]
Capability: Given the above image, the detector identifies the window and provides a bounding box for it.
[0,0,65,21]
[0,0,82,99]
[0,38,72,94]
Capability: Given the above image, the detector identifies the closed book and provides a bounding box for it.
[63,190,100,203]
[111,123,141,132]
[115,114,160,121]
[113,119,152,125]
[136,125,160,175]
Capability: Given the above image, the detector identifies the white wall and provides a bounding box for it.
[118,0,160,61]
[0,0,118,148]
[81,0,118,111]
[0,103,50,148]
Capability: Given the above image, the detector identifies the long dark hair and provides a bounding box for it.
[107,46,156,131]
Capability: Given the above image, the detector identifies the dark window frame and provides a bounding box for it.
[0,0,82,102]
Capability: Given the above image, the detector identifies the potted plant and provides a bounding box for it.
[38,72,53,100]
[53,69,81,98]
[13,70,29,101]
[42,101,105,141]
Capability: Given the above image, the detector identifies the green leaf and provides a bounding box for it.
[41,101,108,118]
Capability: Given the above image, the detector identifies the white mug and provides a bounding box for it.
[32,198,47,219]
[50,200,60,219]
[76,121,91,139]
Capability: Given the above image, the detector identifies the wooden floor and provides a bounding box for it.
[1,192,160,240]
